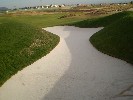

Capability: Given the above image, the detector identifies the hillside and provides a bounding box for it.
[90,14,133,64]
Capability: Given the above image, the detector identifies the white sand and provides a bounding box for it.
[0,26,133,100]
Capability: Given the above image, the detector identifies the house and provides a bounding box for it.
[50,5,59,8]
[61,4,65,7]
[46,5,50,8]
[41,6,44,8]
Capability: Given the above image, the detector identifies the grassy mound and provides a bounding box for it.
[70,12,130,27]
[90,15,133,64]
[0,21,60,86]
[71,11,133,64]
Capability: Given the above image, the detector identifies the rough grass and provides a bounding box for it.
[71,11,133,64]
[0,21,60,86]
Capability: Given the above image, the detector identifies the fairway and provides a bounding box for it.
[0,13,88,28]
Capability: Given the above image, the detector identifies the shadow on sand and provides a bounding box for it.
[42,26,133,100]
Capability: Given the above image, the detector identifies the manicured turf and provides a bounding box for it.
[90,14,133,64]
[71,11,133,64]
[0,21,59,86]
[0,13,87,28]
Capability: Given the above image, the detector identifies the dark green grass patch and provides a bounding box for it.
[90,14,133,64]
[0,21,59,86]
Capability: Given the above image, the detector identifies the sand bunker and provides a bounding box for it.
[0,26,133,100]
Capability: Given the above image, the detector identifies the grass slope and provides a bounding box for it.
[71,11,133,64]
[0,21,59,86]
[90,15,133,64]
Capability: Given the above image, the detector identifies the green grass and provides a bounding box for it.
[0,21,60,86]
[70,11,130,27]
[1,11,132,87]
[71,11,133,64]
[0,13,86,28]
[0,12,89,87]
[90,15,133,64]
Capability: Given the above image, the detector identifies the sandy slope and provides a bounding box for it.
[0,26,133,100]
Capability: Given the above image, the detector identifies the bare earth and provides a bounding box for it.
[0,26,133,100]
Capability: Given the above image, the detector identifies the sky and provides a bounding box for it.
[0,0,132,9]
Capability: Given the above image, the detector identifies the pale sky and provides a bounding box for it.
[0,0,132,9]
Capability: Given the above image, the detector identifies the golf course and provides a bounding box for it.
[0,9,133,100]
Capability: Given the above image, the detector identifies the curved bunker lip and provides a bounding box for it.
[0,26,133,100]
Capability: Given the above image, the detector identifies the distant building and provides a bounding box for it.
[61,4,65,7]
[46,5,50,8]
[50,4,60,8]
[41,6,44,8]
